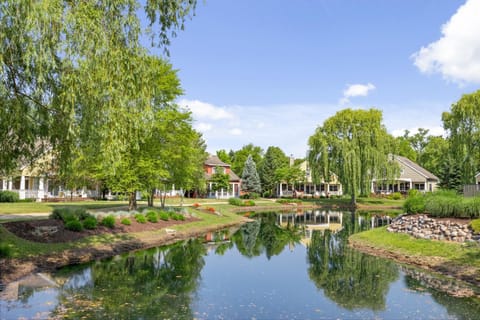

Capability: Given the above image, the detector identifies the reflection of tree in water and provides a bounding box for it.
[233,213,301,259]
[404,274,480,320]
[52,239,206,319]
[307,227,399,311]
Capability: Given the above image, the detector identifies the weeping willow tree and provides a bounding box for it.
[0,0,197,176]
[442,90,480,184]
[308,108,397,205]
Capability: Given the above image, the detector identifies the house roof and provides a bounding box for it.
[394,155,439,181]
[204,155,230,167]
[205,171,241,182]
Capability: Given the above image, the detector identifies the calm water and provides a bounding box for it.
[1,211,480,319]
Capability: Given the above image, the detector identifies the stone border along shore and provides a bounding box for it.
[387,215,479,243]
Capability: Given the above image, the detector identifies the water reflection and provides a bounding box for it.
[1,210,480,319]
[52,239,206,319]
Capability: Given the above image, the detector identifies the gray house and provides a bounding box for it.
[372,155,439,194]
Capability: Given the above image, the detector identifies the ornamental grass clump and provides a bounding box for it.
[423,190,480,218]
[0,244,12,258]
[121,218,132,225]
[100,215,116,228]
[82,216,98,229]
[171,213,185,221]
[134,213,147,224]
[146,211,158,223]
[65,219,84,232]
[159,212,170,221]
[228,197,244,206]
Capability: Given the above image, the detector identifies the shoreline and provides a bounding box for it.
[348,237,480,289]
[0,218,250,284]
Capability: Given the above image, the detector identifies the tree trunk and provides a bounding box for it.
[129,191,137,211]
[351,193,357,207]
[160,185,166,209]
[147,189,154,207]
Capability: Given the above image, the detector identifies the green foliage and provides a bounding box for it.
[276,198,302,204]
[418,191,480,218]
[121,218,132,226]
[0,243,12,258]
[243,200,256,206]
[146,211,159,223]
[216,149,232,164]
[210,169,230,192]
[230,144,264,176]
[259,146,289,197]
[241,155,262,194]
[387,192,402,200]
[308,108,397,205]
[159,212,170,221]
[403,193,426,214]
[65,220,84,232]
[171,213,185,221]
[470,219,480,234]
[101,215,116,228]
[438,156,463,192]
[442,91,480,184]
[0,0,198,175]
[134,213,147,224]
[82,216,98,230]
[240,192,260,200]
[228,198,244,206]
[0,191,19,203]
[50,207,94,225]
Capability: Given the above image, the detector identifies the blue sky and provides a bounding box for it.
[157,0,480,158]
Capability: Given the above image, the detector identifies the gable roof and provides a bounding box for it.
[204,155,230,167]
[205,171,241,182]
[394,155,439,181]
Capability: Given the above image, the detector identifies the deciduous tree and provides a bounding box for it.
[308,108,396,205]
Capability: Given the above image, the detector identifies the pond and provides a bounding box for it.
[1,210,480,319]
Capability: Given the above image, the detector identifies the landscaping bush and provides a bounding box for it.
[134,213,147,224]
[0,244,12,258]
[121,218,132,225]
[146,211,158,223]
[65,219,84,232]
[171,213,185,221]
[471,219,480,234]
[387,192,402,200]
[0,190,19,203]
[50,207,93,223]
[159,212,170,221]
[423,190,480,218]
[243,200,255,206]
[403,193,425,214]
[100,215,116,228]
[82,216,98,229]
[241,192,259,200]
[228,197,244,206]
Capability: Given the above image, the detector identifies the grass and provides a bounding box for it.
[0,200,130,214]
[350,227,480,269]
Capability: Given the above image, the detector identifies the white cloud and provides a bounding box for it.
[178,99,234,120]
[195,122,213,132]
[228,128,243,136]
[340,83,376,105]
[391,126,445,138]
[412,0,480,84]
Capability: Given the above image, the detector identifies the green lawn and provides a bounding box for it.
[0,201,131,214]
[350,227,480,269]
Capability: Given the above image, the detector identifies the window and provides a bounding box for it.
[414,183,425,190]
[329,185,338,192]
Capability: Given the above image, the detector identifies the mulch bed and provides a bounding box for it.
[3,217,199,244]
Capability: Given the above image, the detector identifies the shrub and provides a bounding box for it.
[241,192,259,200]
[0,190,19,202]
[159,212,170,221]
[228,197,244,206]
[243,200,255,206]
[276,198,302,204]
[74,208,92,220]
[101,215,116,228]
[65,219,84,232]
[192,203,201,208]
[387,192,402,200]
[403,194,425,214]
[171,213,185,221]
[146,211,158,223]
[206,207,216,213]
[0,244,12,258]
[471,219,480,234]
[82,216,98,229]
[121,218,132,225]
[50,207,92,222]
[134,213,147,223]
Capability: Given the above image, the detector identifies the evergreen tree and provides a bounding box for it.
[439,157,463,193]
[241,155,262,194]
[259,146,289,197]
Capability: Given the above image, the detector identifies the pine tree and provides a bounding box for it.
[241,155,262,194]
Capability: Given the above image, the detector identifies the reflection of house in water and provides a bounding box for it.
[277,210,344,246]
[0,273,58,301]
